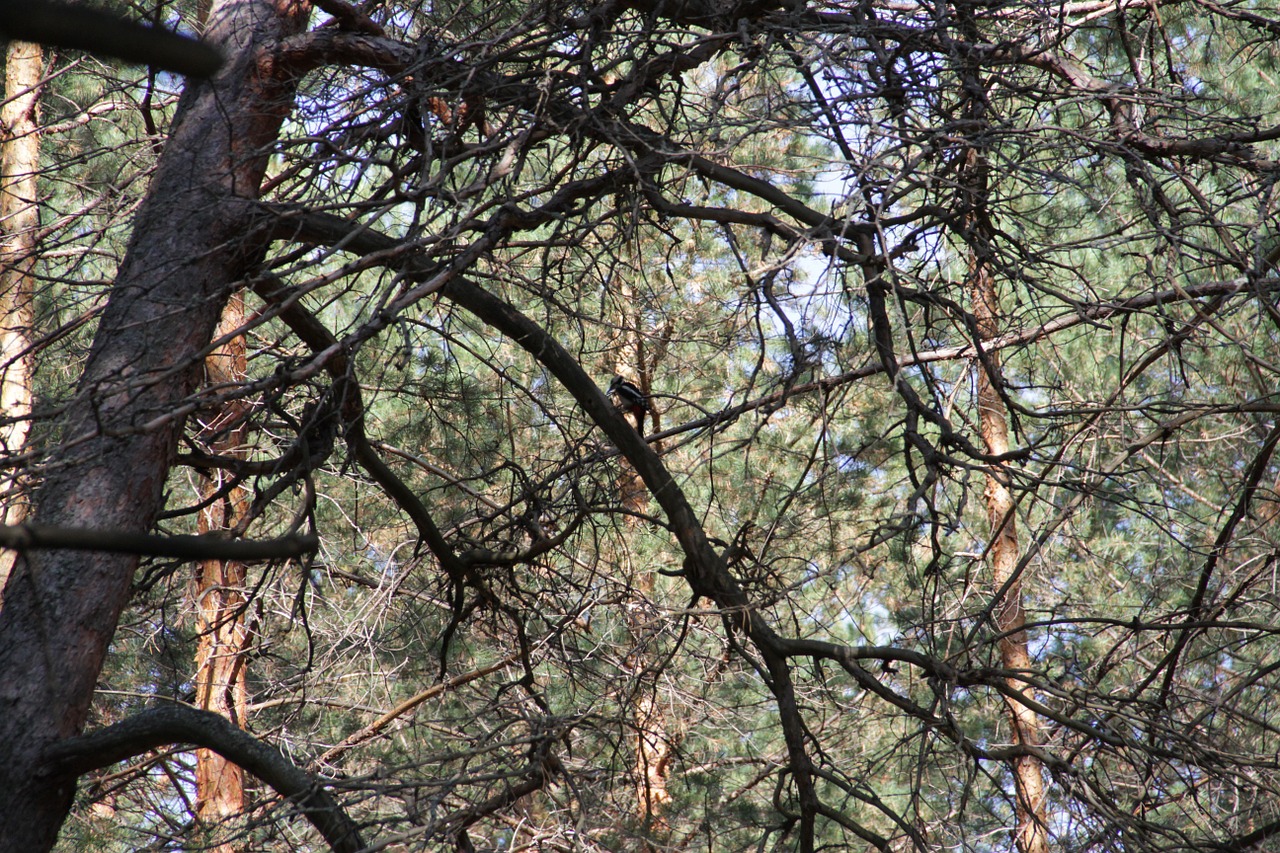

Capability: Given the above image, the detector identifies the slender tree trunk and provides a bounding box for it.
[613,273,672,842]
[192,293,251,849]
[968,250,1050,853]
[959,154,1050,853]
[950,8,1050,842]
[0,3,310,849]
[0,39,44,596]
[625,541,673,840]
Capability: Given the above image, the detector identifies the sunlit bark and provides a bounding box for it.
[192,293,251,850]
[615,271,672,840]
[949,7,1051,841]
[0,39,44,596]
[969,253,1050,853]
[961,147,1050,853]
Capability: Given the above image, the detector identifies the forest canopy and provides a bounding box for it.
[2,0,1280,851]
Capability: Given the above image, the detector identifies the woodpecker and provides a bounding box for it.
[607,376,649,436]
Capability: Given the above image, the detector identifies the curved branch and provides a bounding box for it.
[267,28,879,263]
[42,704,365,853]
[315,655,518,768]
[250,278,465,581]
[967,39,1279,166]
[439,275,828,851]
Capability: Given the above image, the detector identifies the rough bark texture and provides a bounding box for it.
[0,39,44,595]
[0,2,310,849]
[192,293,251,849]
[970,260,1049,853]
[619,462,673,839]
[952,12,1050,843]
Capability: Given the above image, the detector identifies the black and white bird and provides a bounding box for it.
[607,376,649,436]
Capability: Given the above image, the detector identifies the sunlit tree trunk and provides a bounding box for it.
[192,293,251,849]
[961,143,1050,853]
[613,270,672,841]
[968,249,1050,853]
[949,4,1050,842]
[0,40,44,597]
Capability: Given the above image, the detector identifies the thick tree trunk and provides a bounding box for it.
[0,3,310,850]
[192,294,251,849]
[0,39,44,595]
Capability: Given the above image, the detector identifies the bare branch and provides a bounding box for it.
[0,524,316,559]
[0,1,222,76]
[42,704,365,853]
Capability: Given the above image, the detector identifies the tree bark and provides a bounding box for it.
[192,293,251,850]
[0,2,310,849]
[969,254,1050,853]
[0,39,44,597]
[950,9,1050,844]
[613,274,672,841]
[960,140,1051,853]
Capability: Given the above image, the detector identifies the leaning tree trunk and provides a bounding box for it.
[0,2,310,849]
[0,39,45,597]
[968,240,1050,853]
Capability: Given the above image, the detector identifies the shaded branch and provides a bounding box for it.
[315,655,518,768]
[0,524,316,560]
[42,704,365,853]
[968,39,1280,166]
[439,274,831,851]
[0,1,222,76]
[249,277,484,604]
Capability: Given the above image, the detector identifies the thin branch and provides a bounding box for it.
[315,655,518,768]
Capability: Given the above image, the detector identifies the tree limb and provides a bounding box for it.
[42,704,365,853]
[0,524,316,560]
[0,1,222,76]
[315,655,518,768]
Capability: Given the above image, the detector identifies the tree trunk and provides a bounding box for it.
[0,39,44,596]
[961,147,1050,853]
[969,254,1050,853]
[192,293,251,850]
[613,273,672,842]
[951,13,1050,843]
[0,3,310,849]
